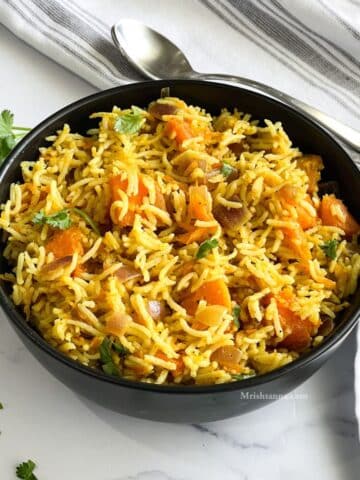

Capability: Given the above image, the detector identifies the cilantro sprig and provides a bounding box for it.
[0,110,31,164]
[16,460,38,480]
[232,305,241,328]
[232,373,255,381]
[220,162,236,178]
[32,208,100,235]
[320,239,339,260]
[114,106,145,134]
[100,337,129,376]
[196,238,219,259]
[33,210,71,230]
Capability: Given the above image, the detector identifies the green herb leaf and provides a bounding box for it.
[232,305,241,328]
[72,207,100,236]
[16,460,38,480]
[114,106,145,134]
[320,239,339,260]
[113,342,130,357]
[32,208,100,234]
[102,362,118,376]
[32,209,72,230]
[99,337,113,365]
[0,109,14,137]
[220,162,236,178]
[99,337,129,376]
[0,401,3,409]
[0,109,31,164]
[232,373,255,381]
[196,238,219,259]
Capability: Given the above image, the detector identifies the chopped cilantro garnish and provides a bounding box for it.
[320,239,339,260]
[196,238,219,259]
[99,337,129,376]
[232,305,241,328]
[16,460,38,480]
[114,106,145,134]
[232,373,255,381]
[32,208,100,235]
[220,162,236,178]
[0,109,31,164]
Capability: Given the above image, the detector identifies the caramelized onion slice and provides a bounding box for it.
[149,101,178,119]
[213,204,249,229]
[105,311,132,336]
[147,300,167,320]
[211,345,242,369]
[115,265,141,283]
[40,255,73,274]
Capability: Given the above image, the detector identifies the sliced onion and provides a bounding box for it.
[105,311,132,336]
[213,204,248,229]
[41,255,73,274]
[149,102,178,119]
[195,305,227,327]
[115,265,141,283]
[211,346,242,369]
[147,300,167,320]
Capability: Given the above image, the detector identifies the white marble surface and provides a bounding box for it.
[0,22,359,480]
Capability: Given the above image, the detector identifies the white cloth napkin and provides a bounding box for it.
[1,0,360,425]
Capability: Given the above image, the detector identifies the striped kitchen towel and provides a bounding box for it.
[0,0,360,427]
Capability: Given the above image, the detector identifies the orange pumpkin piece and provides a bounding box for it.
[165,118,193,144]
[109,176,148,226]
[46,227,84,259]
[282,226,311,262]
[176,227,211,245]
[320,194,360,236]
[273,291,313,351]
[181,279,232,316]
[278,186,317,230]
[188,185,213,221]
[296,202,317,230]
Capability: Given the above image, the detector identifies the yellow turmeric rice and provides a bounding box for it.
[1,96,360,385]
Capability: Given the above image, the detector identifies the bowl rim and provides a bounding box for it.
[1,78,360,395]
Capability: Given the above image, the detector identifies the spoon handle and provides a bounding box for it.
[195,73,360,152]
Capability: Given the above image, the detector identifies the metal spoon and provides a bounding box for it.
[111,19,360,152]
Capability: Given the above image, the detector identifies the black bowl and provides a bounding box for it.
[1,80,360,423]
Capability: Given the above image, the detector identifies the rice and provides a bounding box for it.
[0,96,359,385]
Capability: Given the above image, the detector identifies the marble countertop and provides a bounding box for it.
[0,23,359,480]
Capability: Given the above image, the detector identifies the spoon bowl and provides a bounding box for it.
[111,19,194,80]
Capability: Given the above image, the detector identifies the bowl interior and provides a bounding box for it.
[1,79,360,393]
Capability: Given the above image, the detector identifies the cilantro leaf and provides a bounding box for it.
[16,460,38,480]
[232,373,255,381]
[113,341,129,357]
[32,208,100,234]
[196,238,219,259]
[32,209,72,230]
[220,162,236,178]
[0,109,14,137]
[102,362,119,376]
[100,337,129,376]
[0,109,31,164]
[320,239,339,260]
[114,106,145,134]
[99,337,113,365]
[232,305,241,328]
